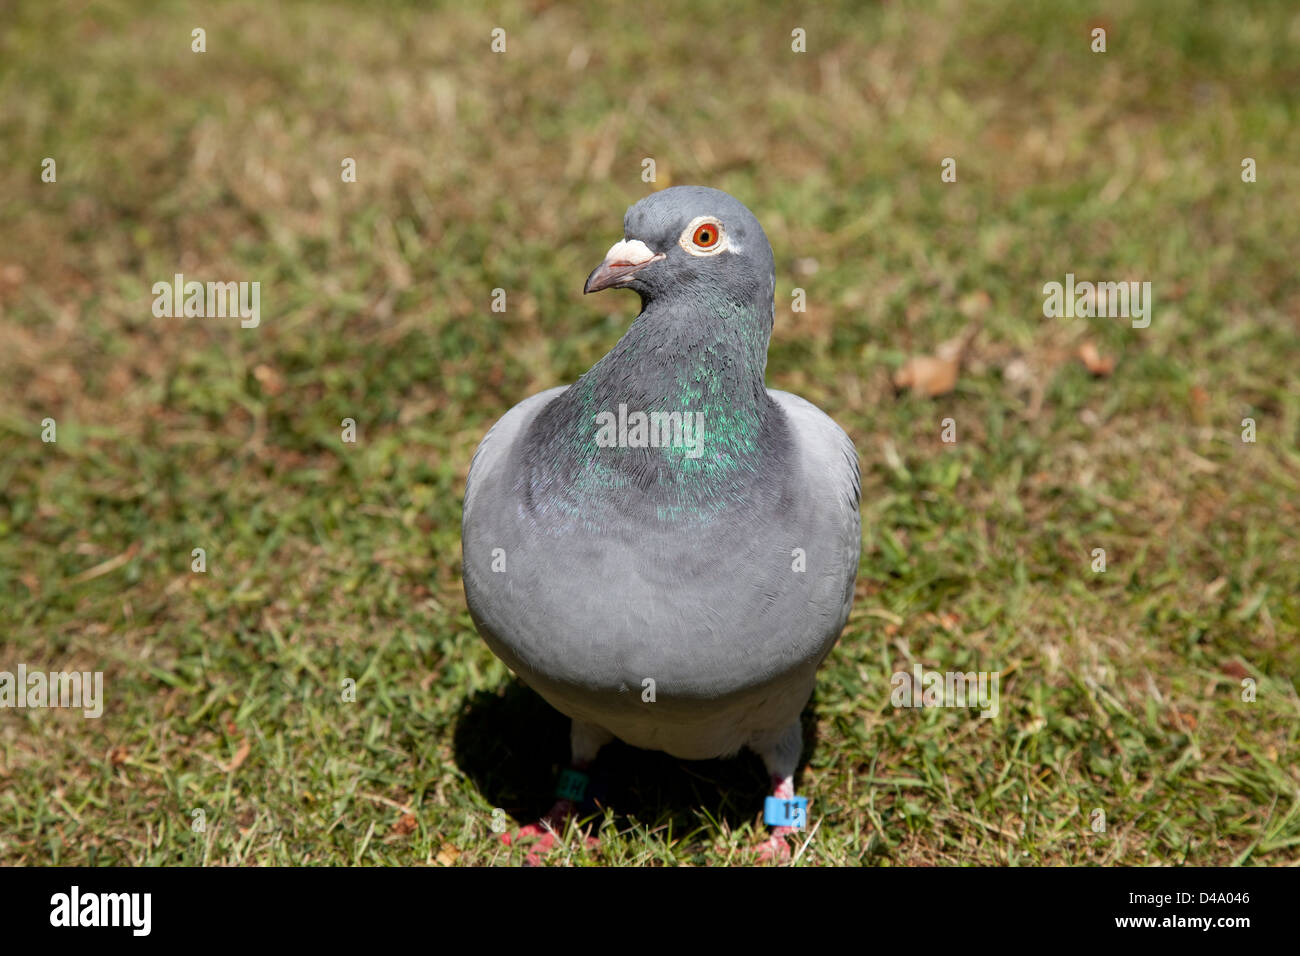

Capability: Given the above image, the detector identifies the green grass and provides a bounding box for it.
[0,0,1297,865]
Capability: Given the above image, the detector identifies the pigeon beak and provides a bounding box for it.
[583,239,665,294]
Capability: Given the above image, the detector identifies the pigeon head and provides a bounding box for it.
[583,186,775,311]
[521,185,789,520]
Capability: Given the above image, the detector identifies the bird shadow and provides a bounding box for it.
[452,678,822,851]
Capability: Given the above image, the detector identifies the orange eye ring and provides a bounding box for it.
[692,223,720,248]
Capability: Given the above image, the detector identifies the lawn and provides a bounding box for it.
[0,0,1297,865]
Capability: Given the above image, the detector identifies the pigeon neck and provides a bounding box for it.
[521,291,785,525]
[589,294,772,430]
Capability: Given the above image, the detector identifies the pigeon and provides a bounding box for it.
[462,186,861,863]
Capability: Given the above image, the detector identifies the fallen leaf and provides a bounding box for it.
[252,364,285,396]
[1221,660,1249,680]
[435,843,461,866]
[1077,342,1115,376]
[1189,385,1210,424]
[393,813,418,836]
[896,320,980,398]
[894,355,959,397]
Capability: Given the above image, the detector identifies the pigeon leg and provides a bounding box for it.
[501,718,612,865]
[757,774,799,864]
[751,722,804,864]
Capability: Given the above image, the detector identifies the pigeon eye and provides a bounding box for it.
[680,218,727,256]
[693,224,719,248]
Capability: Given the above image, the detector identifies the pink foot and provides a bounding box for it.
[756,774,800,864]
[500,799,597,866]
[757,827,795,864]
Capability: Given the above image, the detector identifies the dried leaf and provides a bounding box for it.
[435,843,461,866]
[1077,342,1115,376]
[893,355,959,397]
[1189,385,1210,424]
[1221,660,1249,680]
[252,364,285,396]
